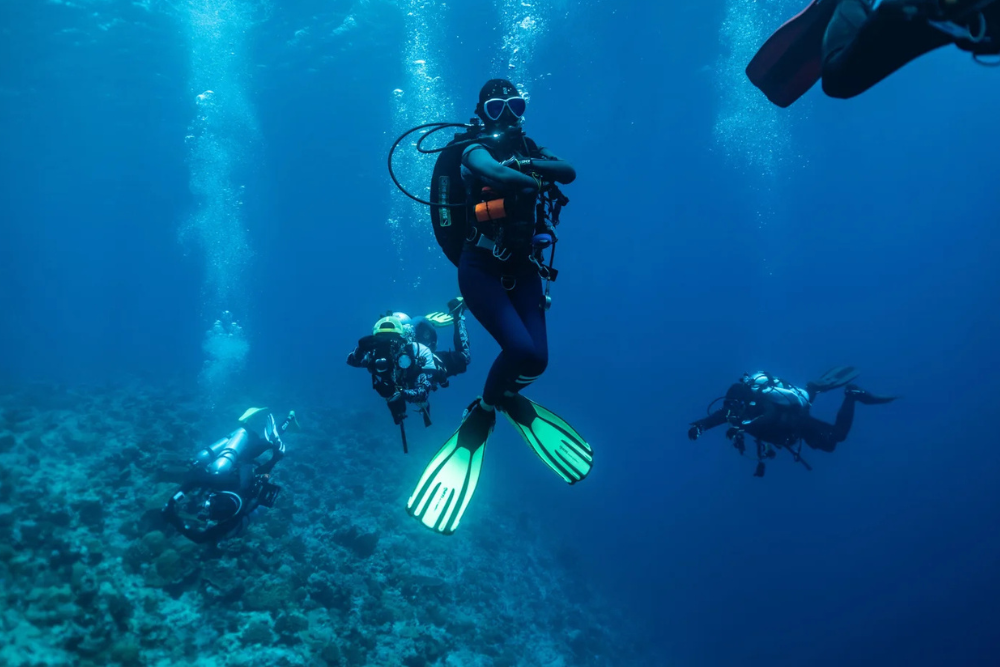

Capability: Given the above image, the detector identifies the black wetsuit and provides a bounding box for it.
[823,0,1000,98]
[692,383,863,452]
[459,136,572,407]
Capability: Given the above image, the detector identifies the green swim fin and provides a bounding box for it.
[808,366,862,394]
[238,407,268,423]
[406,399,495,535]
[500,394,593,484]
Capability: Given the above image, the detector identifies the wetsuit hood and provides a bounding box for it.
[475,78,523,128]
[724,382,756,423]
[413,319,438,350]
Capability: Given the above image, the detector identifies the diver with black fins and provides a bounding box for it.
[387,79,593,534]
[163,408,297,544]
[347,300,470,447]
[688,367,897,477]
[746,0,999,107]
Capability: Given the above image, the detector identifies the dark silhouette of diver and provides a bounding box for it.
[688,367,896,476]
[747,0,1000,107]
[163,408,296,543]
[825,0,1000,98]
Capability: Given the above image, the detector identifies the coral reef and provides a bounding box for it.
[0,382,642,666]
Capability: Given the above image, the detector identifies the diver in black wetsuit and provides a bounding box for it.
[457,79,576,416]
[163,408,297,543]
[347,301,470,428]
[823,0,1000,98]
[399,80,593,536]
[688,369,896,476]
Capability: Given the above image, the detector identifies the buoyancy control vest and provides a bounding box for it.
[430,129,543,265]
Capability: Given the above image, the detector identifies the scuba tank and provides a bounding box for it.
[428,120,490,267]
[743,372,810,409]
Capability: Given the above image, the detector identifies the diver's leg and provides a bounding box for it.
[503,272,548,395]
[822,0,953,98]
[801,417,839,452]
[831,391,858,442]
[459,252,543,407]
[802,391,858,451]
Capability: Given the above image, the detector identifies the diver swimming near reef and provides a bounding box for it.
[746,0,1000,107]
[688,367,897,477]
[163,408,297,544]
[347,298,471,452]
[388,79,593,534]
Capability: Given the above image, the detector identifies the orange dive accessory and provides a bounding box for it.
[474,187,507,223]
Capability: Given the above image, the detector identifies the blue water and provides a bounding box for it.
[2,0,999,665]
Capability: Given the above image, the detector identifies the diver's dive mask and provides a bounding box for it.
[482,96,526,122]
[206,491,242,522]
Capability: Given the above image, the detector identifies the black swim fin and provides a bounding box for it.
[808,366,862,394]
[845,384,898,405]
[745,0,840,108]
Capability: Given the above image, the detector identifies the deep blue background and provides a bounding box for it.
[2,1,998,665]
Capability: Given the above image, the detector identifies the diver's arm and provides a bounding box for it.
[401,373,432,404]
[463,146,539,194]
[524,148,576,184]
[347,348,373,368]
[453,315,471,367]
[348,336,378,367]
[691,409,728,433]
[255,440,284,475]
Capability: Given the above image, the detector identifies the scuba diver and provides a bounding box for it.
[347,299,469,451]
[163,408,297,544]
[387,78,593,535]
[688,367,897,477]
[396,297,472,386]
[746,0,1000,107]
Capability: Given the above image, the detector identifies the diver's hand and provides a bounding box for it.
[388,393,407,425]
[357,335,378,352]
[688,425,702,441]
[726,427,746,454]
[501,156,531,172]
[518,174,542,197]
